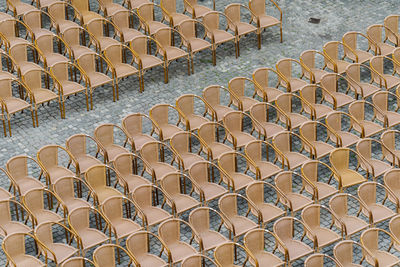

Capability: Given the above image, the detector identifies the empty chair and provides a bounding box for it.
[137,3,169,35]
[70,0,103,24]
[273,217,315,264]
[50,61,89,117]
[85,165,122,205]
[300,84,335,120]
[76,52,117,108]
[23,10,54,40]
[0,78,35,137]
[53,176,91,216]
[176,94,211,131]
[66,134,103,176]
[0,18,34,48]
[35,221,79,265]
[131,184,172,229]
[373,91,400,128]
[345,63,381,99]
[275,93,313,130]
[250,102,287,140]
[189,207,229,252]
[189,161,228,204]
[2,232,46,267]
[370,55,400,90]
[202,11,237,64]
[252,67,285,103]
[61,26,95,60]
[22,69,61,126]
[361,228,400,266]
[228,76,264,112]
[275,171,315,215]
[218,151,255,192]
[300,50,332,84]
[160,172,201,216]
[158,219,199,264]
[323,41,354,74]
[334,240,378,267]
[356,138,393,178]
[160,0,191,28]
[245,140,284,181]
[272,131,313,170]
[342,31,376,63]
[183,0,215,19]
[301,160,339,202]
[182,255,217,267]
[86,18,122,53]
[223,111,258,149]
[329,193,370,238]
[325,111,363,147]
[37,144,78,186]
[170,131,207,172]
[10,42,44,76]
[6,155,45,197]
[301,204,343,250]
[244,229,285,267]
[93,244,137,267]
[358,182,398,225]
[22,188,63,227]
[48,1,80,34]
[68,206,111,256]
[367,24,398,56]
[202,85,235,122]
[276,58,312,93]
[111,10,144,44]
[0,199,33,237]
[214,242,258,267]
[149,104,184,141]
[94,123,130,165]
[384,15,400,44]
[246,181,286,227]
[60,257,96,267]
[198,122,233,161]
[305,253,342,267]
[122,113,157,153]
[384,169,400,204]
[154,27,191,83]
[382,130,400,165]
[97,0,127,17]
[320,73,357,109]
[224,4,258,55]
[6,0,37,18]
[248,0,282,44]
[113,153,151,195]
[0,50,17,79]
[103,44,141,93]
[126,231,170,267]
[140,141,179,185]
[348,100,385,138]
[218,193,259,243]
[129,35,165,90]
[390,215,400,252]
[100,196,142,247]
[329,148,368,190]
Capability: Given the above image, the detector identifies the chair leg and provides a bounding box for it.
[164,65,169,83]
[85,93,89,111]
[2,119,6,137]
[31,108,35,128]
[237,40,240,57]
[112,83,116,102]
[90,92,94,110]
[187,57,191,76]
[8,119,11,137]
[258,32,261,49]
[212,48,216,66]
[59,100,63,119]
[280,24,283,43]
[191,55,194,74]
[115,82,119,101]
[35,108,39,127]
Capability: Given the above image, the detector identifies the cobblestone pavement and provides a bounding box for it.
[0,0,399,266]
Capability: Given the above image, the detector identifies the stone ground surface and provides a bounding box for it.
[0,0,400,266]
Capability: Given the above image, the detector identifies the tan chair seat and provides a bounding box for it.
[60,81,86,97]
[230,173,254,191]
[287,113,308,129]
[311,68,329,84]
[378,42,396,56]
[313,227,341,247]
[44,53,69,68]
[136,253,168,267]
[228,131,256,148]
[32,29,54,40]
[198,230,228,251]
[87,72,113,88]
[369,159,392,177]
[288,78,307,93]
[199,182,227,202]
[128,133,155,151]
[311,141,335,158]
[47,166,75,184]
[0,71,16,80]
[58,21,80,34]
[382,74,400,89]
[0,188,12,200]
[192,5,212,18]
[358,121,383,137]
[148,22,169,35]
[256,161,281,180]
[124,174,151,192]
[0,222,31,237]
[260,86,283,103]
[104,3,127,16]
[185,114,209,130]
[64,198,91,213]
[235,22,257,36]
[142,206,172,226]
[159,124,183,140]
[19,62,43,76]
[139,54,164,70]
[284,240,313,261]
[15,177,45,195]
[2,97,31,114]
[357,83,380,98]
[313,104,333,120]
[11,255,45,267]
[285,152,309,169]
[341,215,368,236]
[112,218,142,238]
[337,131,359,147]
[285,193,313,212]
[210,29,235,45]
[257,122,286,139]
[179,152,206,171]
[229,215,258,237]
[167,13,191,26]
[129,0,149,9]
[257,203,285,223]
[212,105,233,121]
[187,37,211,53]
[70,45,93,59]
[329,92,354,108]
[336,60,350,74]
[38,0,56,8]
[314,182,338,200]
[75,155,102,174]
[7,37,30,48]
[81,12,103,25]
[169,241,198,263]
[46,243,78,262]
[336,170,366,188]
[171,194,199,214]
[258,14,280,28]
[208,142,232,159]
[95,187,122,204]
[121,29,144,43]
[369,204,395,223]
[374,251,400,267]
[164,46,188,61]
[35,210,63,225]
[349,50,373,63]
[386,111,400,127]
[79,228,109,250]
[114,62,138,79]
[150,162,177,181]
[97,37,120,51]
[239,96,258,112]
[253,251,283,267]
[104,145,130,163]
